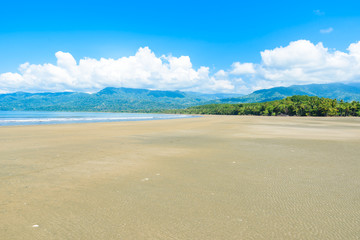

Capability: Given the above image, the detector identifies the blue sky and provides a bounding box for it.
[1,0,360,93]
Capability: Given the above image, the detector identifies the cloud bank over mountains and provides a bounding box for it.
[1,40,360,94]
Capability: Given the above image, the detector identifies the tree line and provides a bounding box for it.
[162,95,360,116]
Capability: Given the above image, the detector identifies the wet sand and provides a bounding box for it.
[1,116,360,239]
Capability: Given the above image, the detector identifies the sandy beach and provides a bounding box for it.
[1,116,360,239]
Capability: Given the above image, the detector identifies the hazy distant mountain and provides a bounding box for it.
[2,83,360,112]
[214,83,360,104]
[0,87,243,111]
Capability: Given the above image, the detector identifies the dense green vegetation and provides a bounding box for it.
[164,95,360,116]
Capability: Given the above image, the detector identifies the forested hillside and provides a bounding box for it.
[2,83,360,114]
[213,83,360,104]
[164,95,360,116]
[0,87,242,112]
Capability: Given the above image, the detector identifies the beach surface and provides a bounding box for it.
[1,116,360,239]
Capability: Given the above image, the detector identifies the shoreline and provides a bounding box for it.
[1,114,359,128]
[0,111,197,127]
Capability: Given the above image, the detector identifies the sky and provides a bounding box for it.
[1,0,360,93]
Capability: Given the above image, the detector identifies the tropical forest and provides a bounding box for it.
[164,95,360,116]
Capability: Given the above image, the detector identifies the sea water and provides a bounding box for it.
[0,111,193,126]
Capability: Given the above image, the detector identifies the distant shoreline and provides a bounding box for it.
[0,111,195,127]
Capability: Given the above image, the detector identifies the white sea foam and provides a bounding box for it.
[0,117,154,123]
[0,111,194,126]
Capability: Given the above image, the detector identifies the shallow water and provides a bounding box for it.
[0,111,193,126]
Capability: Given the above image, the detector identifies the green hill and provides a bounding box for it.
[214,83,360,104]
[2,83,360,112]
[0,87,242,112]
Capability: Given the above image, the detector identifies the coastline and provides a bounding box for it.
[0,111,196,127]
[1,116,360,239]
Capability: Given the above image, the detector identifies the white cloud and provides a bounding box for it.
[261,40,327,68]
[214,69,228,78]
[1,40,360,94]
[249,40,360,89]
[320,27,333,34]
[0,47,234,93]
[230,62,255,75]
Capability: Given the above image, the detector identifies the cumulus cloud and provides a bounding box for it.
[255,40,360,87]
[1,40,360,94]
[0,47,234,93]
[230,62,255,75]
[226,40,360,92]
[320,27,333,34]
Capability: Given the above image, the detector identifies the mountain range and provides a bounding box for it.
[0,87,242,112]
[213,83,360,104]
[1,82,360,112]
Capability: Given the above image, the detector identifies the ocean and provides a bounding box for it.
[0,111,194,126]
